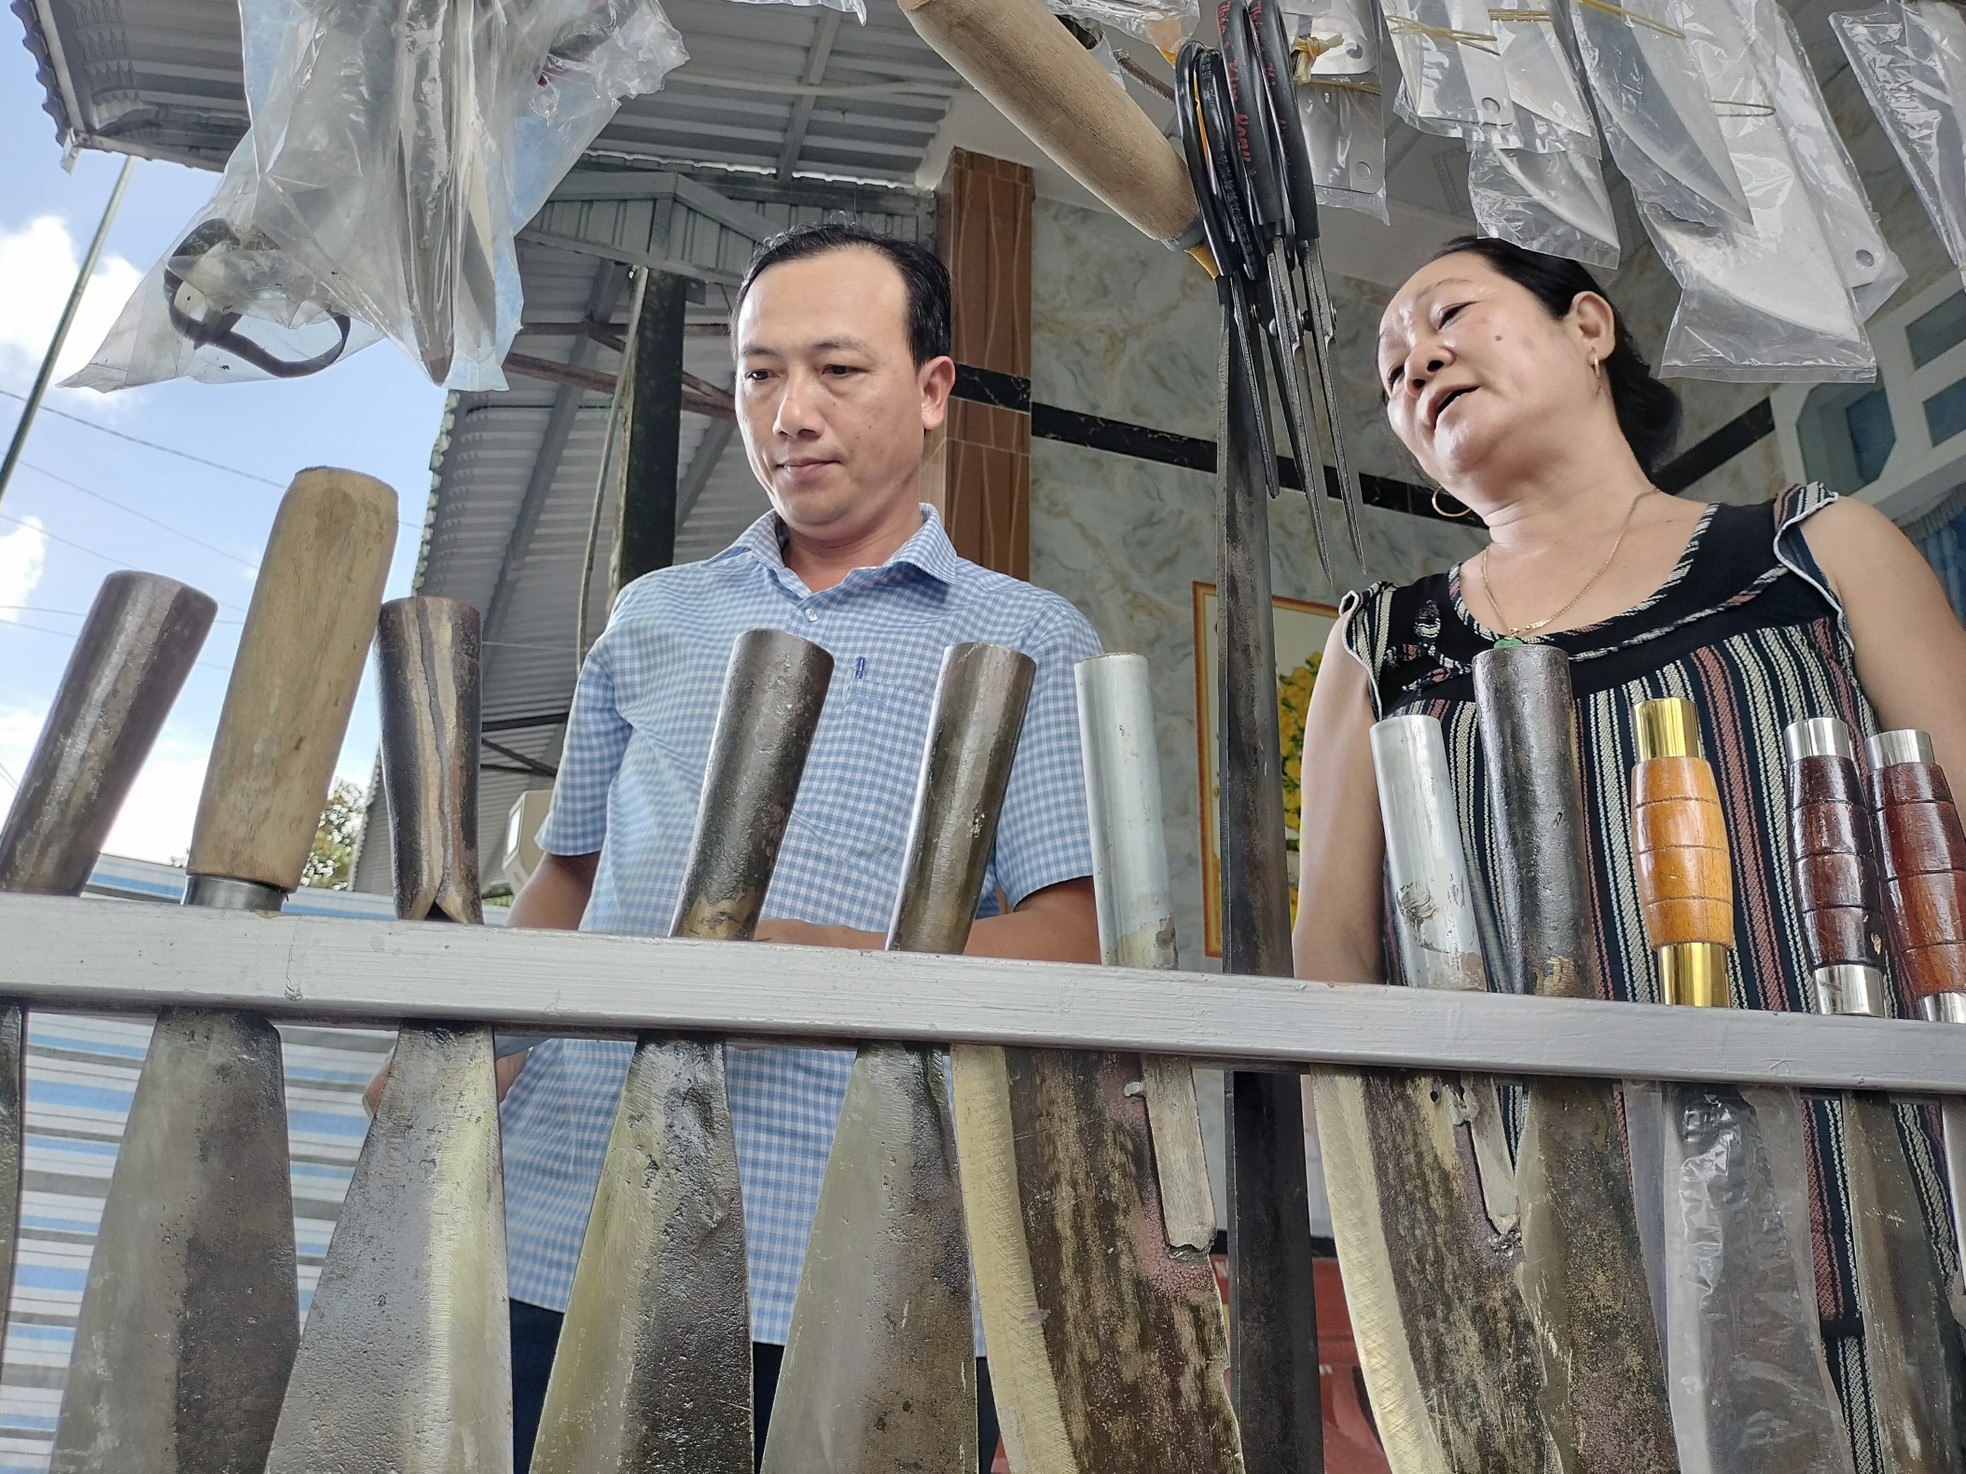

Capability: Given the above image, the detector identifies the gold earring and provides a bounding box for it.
[1432,486,1473,520]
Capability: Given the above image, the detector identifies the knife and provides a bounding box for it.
[1631,697,1851,1474]
[1475,645,1676,1473]
[762,641,1035,1474]
[52,468,398,1474]
[0,572,216,1343]
[265,595,510,1472]
[1786,717,1965,1474]
[1329,711,1557,1473]
[535,627,833,1474]
[953,651,1242,1474]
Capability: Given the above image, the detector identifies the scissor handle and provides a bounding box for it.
[1868,731,1966,1003]
[1248,0,1324,247]
[1219,0,1287,235]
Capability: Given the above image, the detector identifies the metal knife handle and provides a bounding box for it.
[0,573,216,896]
[1631,697,1733,1005]
[376,598,483,926]
[1474,642,1600,1000]
[1075,653,1176,971]
[1866,728,1966,1005]
[1782,718,1890,1003]
[886,642,1036,956]
[188,468,397,894]
[1369,713,1491,991]
[900,0,1201,246]
[671,628,833,941]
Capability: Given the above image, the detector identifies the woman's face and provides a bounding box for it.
[1377,253,1609,490]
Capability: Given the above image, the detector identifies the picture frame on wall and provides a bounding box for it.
[1192,583,1341,959]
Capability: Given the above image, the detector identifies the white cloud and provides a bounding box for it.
[0,216,143,387]
[0,705,209,866]
[0,518,47,622]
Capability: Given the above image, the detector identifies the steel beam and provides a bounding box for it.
[779,12,845,181]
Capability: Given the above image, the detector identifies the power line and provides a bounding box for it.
[18,463,260,570]
[0,385,287,488]
[0,604,242,626]
[0,511,250,619]
[0,615,231,673]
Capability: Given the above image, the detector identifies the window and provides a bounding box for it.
[1909,292,1966,369]
[1797,382,1896,494]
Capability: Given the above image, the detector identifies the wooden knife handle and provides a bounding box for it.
[1785,728,1888,976]
[1867,730,1966,1003]
[188,468,397,890]
[898,0,1200,246]
[376,597,482,926]
[1631,754,1734,950]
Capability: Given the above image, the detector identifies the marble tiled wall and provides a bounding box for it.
[1028,197,1483,979]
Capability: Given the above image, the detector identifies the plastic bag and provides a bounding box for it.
[1835,2,1966,296]
[1382,0,1515,136]
[1658,1085,1856,1474]
[1044,0,1198,42]
[1737,0,1903,317]
[1282,0,1389,220]
[1491,10,1595,147]
[68,0,687,393]
[1468,134,1620,266]
[1638,0,1874,380]
[1564,0,1749,229]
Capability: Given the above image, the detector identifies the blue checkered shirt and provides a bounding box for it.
[501,505,1102,1344]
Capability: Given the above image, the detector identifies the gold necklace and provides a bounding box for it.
[1478,490,1650,645]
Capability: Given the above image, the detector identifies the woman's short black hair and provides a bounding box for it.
[737,221,951,367]
[1428,235,1683,475]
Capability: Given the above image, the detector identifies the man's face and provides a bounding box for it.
[735,246,953,538]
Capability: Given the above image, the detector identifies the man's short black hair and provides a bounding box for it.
[736,221,951,367]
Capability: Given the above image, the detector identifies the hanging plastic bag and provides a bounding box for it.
[1281,0,1389,220]
[1564,0,1750,230]
[1045,0,1198,42]
[1468,134,1620,266]
[1735,0,1902,317]
[1637,0,1873,379]
[1490,8,1596,147]
[1382,0,1515,137]
[68,0,688,394]
[1835,2,1966,295]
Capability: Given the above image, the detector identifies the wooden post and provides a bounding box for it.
[931,149,1034,579]
[612,271,689,593]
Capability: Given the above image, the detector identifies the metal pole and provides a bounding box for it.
[0,154,134,510]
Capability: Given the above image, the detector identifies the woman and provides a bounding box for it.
[1292,235,1966,1467]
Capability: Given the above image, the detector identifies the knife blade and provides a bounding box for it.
[1632,697,1851,1474]
[1474,645,1677,1474]
[265,596,509,1473]
[763,641,1035,1474]
[0,572,215,1350]
[535,627,833,1474]
[53,469,397,1474]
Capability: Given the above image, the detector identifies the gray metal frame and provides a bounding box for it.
[7,893,1965,1094]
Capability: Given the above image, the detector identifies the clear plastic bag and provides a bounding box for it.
[1382,0,1515,135]
[1658,1085,1856,1474]
[1639,0,1874,380]
[1045,0,1197,42]
[1468,134,1620,266]
[1564,0,1749,229]
[1737,0,1902,317]
[1280,0,1378,75]
[1299,78,1390,221]
[67,0,687,393]
[1491,10,1595,147]
[1835,2,1966,296]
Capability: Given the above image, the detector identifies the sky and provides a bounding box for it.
[0,40,450,869]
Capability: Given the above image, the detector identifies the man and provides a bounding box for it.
[495,222,1103,1468]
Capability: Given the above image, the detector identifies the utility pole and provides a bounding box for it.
[0,153,136,510]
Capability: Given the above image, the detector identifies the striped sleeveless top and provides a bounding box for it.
[1342,483,1958,1471]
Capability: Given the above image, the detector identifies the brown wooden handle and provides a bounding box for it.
[1868,741,1966,1002]
[898,0,1200,245]
[1787,752,1887,974]
[188,468,398,890]
[1631,754,1735,950]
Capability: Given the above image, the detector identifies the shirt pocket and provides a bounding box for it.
[789,643,948,864]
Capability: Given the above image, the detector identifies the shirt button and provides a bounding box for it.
[805,608,818,622]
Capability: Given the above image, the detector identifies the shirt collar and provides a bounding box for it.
[716,504,963,589]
